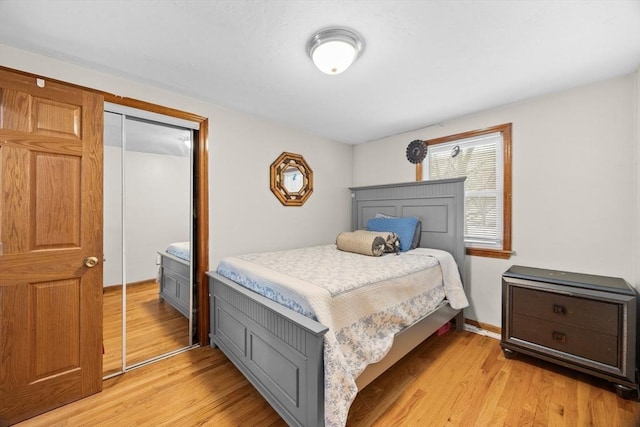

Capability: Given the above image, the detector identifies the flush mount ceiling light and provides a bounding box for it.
[307,27,364,75]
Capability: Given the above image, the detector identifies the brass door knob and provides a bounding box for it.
[84,256,99,268]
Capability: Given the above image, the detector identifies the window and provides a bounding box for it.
[421,123,512,259]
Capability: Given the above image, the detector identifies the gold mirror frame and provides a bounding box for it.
[270,152,313,206]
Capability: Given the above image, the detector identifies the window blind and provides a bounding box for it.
[426,132,504,249]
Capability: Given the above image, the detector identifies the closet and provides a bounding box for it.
[102,104,199,377]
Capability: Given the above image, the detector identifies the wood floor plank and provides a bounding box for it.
[17,330,640,427]
[103,280,190,375]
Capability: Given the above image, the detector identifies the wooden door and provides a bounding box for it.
[0,68,104,426]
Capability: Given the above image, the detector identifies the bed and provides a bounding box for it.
[158,241,191,317]
[207,178,467,427]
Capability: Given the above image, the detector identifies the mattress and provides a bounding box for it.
[166,241,190,261]
[216,244,468,427]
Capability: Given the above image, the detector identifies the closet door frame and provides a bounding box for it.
[104,94,210,347]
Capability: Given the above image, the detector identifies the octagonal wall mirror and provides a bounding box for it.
[270,152,313,206]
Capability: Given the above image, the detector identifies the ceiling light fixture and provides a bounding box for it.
[307,27,364,75]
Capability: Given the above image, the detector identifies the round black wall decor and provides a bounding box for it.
[406,140,427,164]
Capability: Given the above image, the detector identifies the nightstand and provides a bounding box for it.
[501,265,638,398]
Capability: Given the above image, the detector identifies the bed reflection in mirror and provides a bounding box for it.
[103,108,194,377]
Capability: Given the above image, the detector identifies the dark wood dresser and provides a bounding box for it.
[501,265,638,398]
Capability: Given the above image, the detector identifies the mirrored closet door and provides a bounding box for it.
[103,105,197,377]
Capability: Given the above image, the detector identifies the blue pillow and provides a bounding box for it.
[375,214,422,249]
[367,217,419,252]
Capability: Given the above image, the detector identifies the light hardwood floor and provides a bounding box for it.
[103,280,190,375]
[17,329,640,426]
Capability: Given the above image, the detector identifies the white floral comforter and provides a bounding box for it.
[216,244,468,427]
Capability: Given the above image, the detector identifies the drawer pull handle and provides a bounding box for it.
[552,304,566,315]
[552,331,567,344]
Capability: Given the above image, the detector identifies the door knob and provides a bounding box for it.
[84,256,99,268]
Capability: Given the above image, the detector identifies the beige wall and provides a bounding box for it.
[0,44,353,269]
[3,44,637,330]
[354,74,639,328]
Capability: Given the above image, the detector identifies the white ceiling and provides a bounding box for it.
[1,0,639,144]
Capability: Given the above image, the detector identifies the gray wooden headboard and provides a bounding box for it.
[349,178,466,277]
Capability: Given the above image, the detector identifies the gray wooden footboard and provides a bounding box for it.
[208,272,328,427]
[158,252,191,317]
[210,271,463,427]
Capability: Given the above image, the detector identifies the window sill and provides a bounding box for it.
[467,247,513,259]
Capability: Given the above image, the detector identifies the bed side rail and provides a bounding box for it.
[208,272,327,427]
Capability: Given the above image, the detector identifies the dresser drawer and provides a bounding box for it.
[511,314,618,366]
[512,286,619,336]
